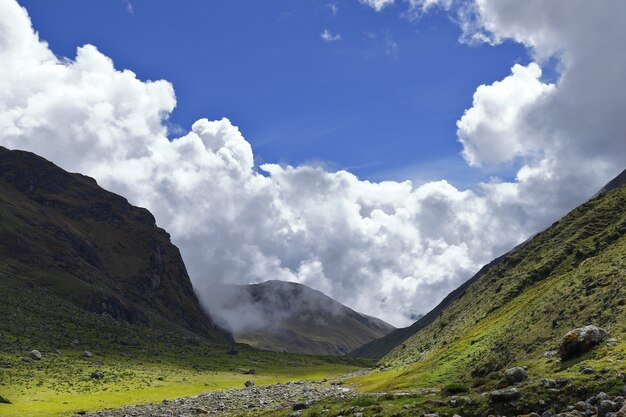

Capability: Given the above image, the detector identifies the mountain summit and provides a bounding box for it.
[205,280,394,355]
[0,146,230,342]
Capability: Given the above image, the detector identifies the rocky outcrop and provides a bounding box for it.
[559,325,609,360]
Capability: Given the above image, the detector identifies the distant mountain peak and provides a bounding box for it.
[201,280,394,355]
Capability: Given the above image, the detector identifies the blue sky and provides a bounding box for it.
[5,0,625,325]
[21,0,527,186]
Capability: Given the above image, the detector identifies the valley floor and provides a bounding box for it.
[0,347,363,417]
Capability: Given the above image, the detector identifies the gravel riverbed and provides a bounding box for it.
[79,380,356,417]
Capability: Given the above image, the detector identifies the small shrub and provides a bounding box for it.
[442,383,469,395]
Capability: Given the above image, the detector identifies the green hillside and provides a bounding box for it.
[351,171,626,398]
[0,274,365,417]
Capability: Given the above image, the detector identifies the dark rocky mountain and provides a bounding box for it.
[205,280,394,355]
[0,146,231,342]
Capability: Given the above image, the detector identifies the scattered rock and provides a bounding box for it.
[292,403,309,411]
[489,387,520,403]
[556,378,571,387]
[0,395,11,404]
[598,400,617,417]
[560,325,609,360]
[504,366,528,384]
[79,379,357,417]
[540,378,558,389]
[226,349,238,356]
[90,371,104,380]
[243,368,255,375]
[244,380,255,388]
[580,365,596,374]
[29,350,42,360]
[544,350,558,358]
[82,351,93,358]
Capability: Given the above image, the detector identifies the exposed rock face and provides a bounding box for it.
[0,146,230,342]
[559,325,609,360]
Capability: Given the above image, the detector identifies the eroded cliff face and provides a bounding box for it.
[0,146,231,342]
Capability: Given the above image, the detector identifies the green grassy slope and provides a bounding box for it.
[350,252,510,360]
[351,172,626,393]
[0,272,367,417]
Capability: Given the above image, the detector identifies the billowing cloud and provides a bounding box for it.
[0,0,625,328]
[457,62,555,166]
[457,0,626,215]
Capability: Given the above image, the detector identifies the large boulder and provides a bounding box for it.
[559,325,609,360]
[489,388,520,403]
[504,367,528,384]
[29,350,42,360]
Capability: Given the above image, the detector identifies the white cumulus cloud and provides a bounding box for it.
[457,62,555,166]
[0,0,625,329]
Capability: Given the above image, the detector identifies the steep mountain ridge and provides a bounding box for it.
[352,168,626,391]
[350,250,515,359]
[207,280,394,355]
[0,146,231,342]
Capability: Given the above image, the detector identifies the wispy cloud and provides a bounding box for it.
[359,0,395,12]
[326,3,338,16]
[385,32,399,56]
[363,30,399,56]
[123,0,134,15]
[320,29,341,42]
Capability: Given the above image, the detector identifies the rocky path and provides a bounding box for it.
[80,380,356,417]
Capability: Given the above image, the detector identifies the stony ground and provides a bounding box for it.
[79,380,356,417]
